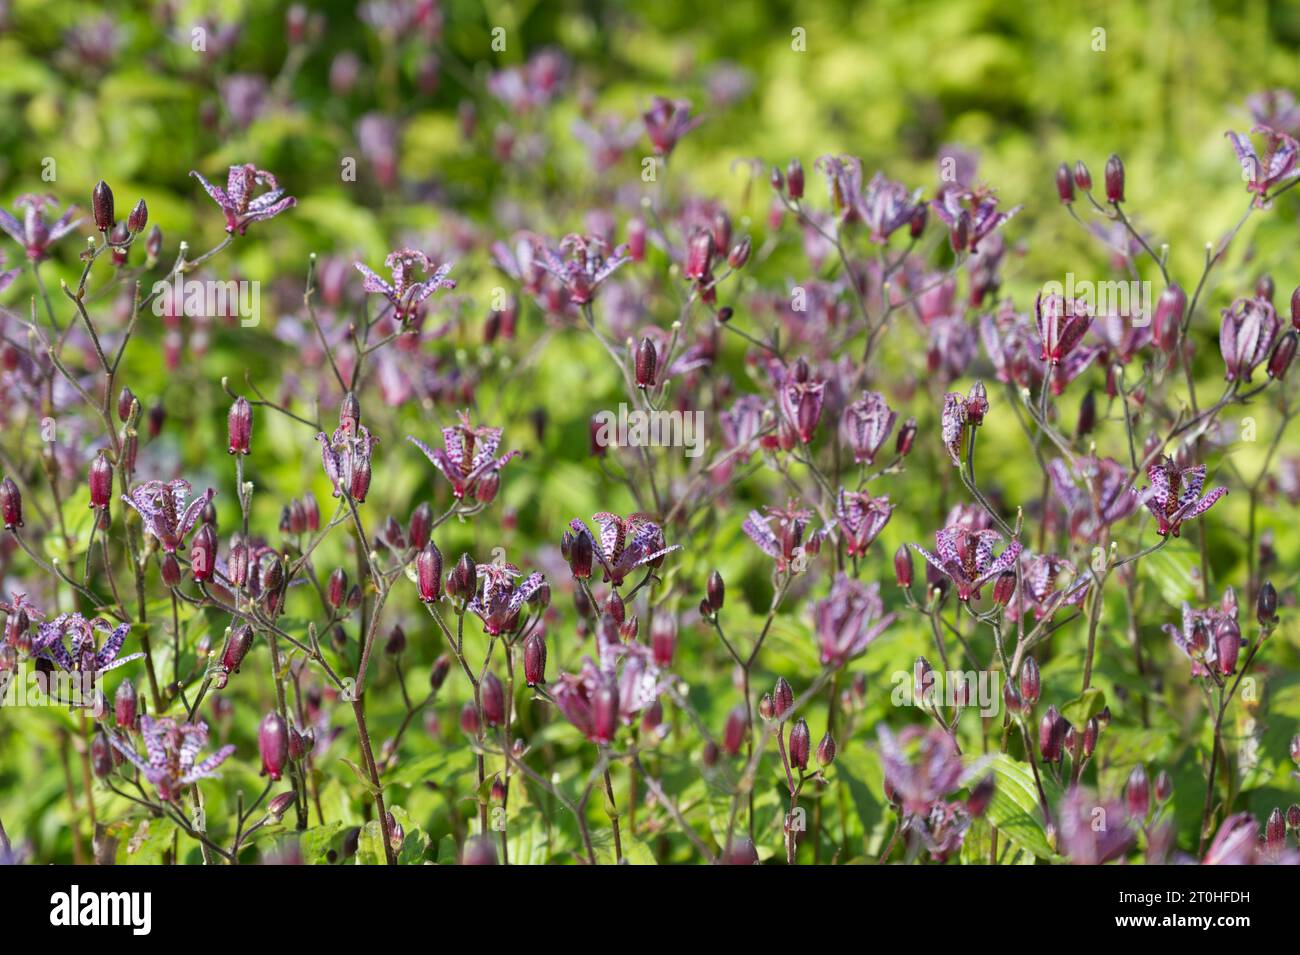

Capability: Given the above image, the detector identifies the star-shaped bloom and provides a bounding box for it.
[1004,553,1089,622]
[835,490,893,558]
[1047,456,1139,543]
[1035,292,1093,366]
[910,524,1022,601]
[743,500,830,573]
[773,359,826,445]
[878,726,965,817]
[121,480,215,553]
[107,716,235,803]
[0,194,82,261]
[408,412,520,501]
[931,186,1021,252]
[531,233,629,305]
[1057,787,1136,865]
[33,613,142,675]
[355,249,456,322]
[466,562,546,636]
[1164,589,1243,678]
[1134,457,1227,537]
[1226,127,1300,205]
[317,424,379,503]
[813,573,896,667]
[189,163,296,234]
[642,97,701,157]
[568,512,679,587]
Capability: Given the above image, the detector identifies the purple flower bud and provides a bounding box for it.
[1083,717,1099,758]
[228,541,250,590]
[190,523,217,582]
[635,336,658,389]
[722,837,759,865]
[786,159,804,199]
[160,553,182,588]
[328,568,347,609]
[481,671,505,727]
[568,528,593,579]
[1055,162,1074,203]
[227,397,252,455]
[706,570,725,612]
[817,730,836,767]
[950,209,970,253]
[460,700,480,735]
[114,679,137,730]
[1125,765,1150,819]
[339,392,362,434]
[385,624,406,656]
[1155,770,1173,802]
[773,676,794,718]
[424,656,449,694]
[448,553,476,600]
[1269,331,1297,380]
[126,199,148,235]
[1258,580,1278,626]
[1003,681,1023,716]
[524,632,547,687]
[909,203,928,238]
[1039,706,1064,762]
[474,470,499,505]
[145,224,163,260]
[89,452,113,510]
[788,718,810,770]
[218,624,254,686]
[684,230,713,281]
[723,704,747,755]
[1153,284,1187,354]
[1073,160,1092,191]
[1076,389,1097,438]
[1287,805,1300,831]
[259,711,289,781]
[1266,807,1286,849]
[770,166,785,193]
[967,774,995,817]
[1019,656,1041,707]
[992,571,1016,606]
[416,541,443,602]
[592,675,619,744]
[92,180,115,232]
[408,502,432,550]
[1104,154,1125,202]
[1216,620,1242,675]
[91,733,114,778]
[727,236,752,269]
[1,477,23,529]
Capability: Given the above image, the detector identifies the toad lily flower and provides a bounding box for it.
[567,512,680,587]
[551,648,663,744]
[744,500,829,573]
[1226,127,1300,205]
[356,248,456,322]
[1047,456,1139,543]
[408,412,520,501]
[911,524,1022,601]
[1035,292,1093,366]
[931,186,1021,252]
[34,613,142,676]
[1057,787,1137,865]
[1004,553,1089,621]
[813,573,896,667]
[122,480,215,553]
[467,562,546,636]
[1219,296,1280,383]
[841,391,897,465]
[190,163,296,234]
[642,97,701,157]
[774,358,826,445]
[0,194,82,261]
[317,424,379,503]
[532,233,629,305]
[835,490,893,557]
[1165,589,1243,678]
[107,716,236,803]
[878,726,965,817]
[941,382,987,467]
[1135,457,1227,537]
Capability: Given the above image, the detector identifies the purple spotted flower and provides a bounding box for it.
[1226,127,1300,205]
[107,716,236,803]
[940,383,988,466]
[1048,456,1139,543]
[835,489,893,558]
[813,573,896,667]
[840,392,897,465]
[531,233,629,305]
[1219,296,1280,383]
[878,726,965,817]
[1164,589,1243,678]
[773,359,826,445]
[122,480,215,553]
[0,251,22,294]
[911,524,1022,601]
[467,562,546,636]
[931,186,1021,252]
[316,424,379,503]
[743,500,829,573]
[1035,292,1093,366]
[356,249,456,322]
[189,163,296,234]
[814,157,922,242]
[1135,457,1227,537]
[1057,787,1137,865]
[0,194,82,261]
[642,97,701,157]
[34,613,142,676]
[567,513,679,587]
[408,412,520,501]
[1004,553,1089,622]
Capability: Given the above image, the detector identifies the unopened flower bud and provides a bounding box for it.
[895,417,917,457]
[772,676,794,718]
[417,541,443,602]
[727,236,752,269]
[190,523,217,582]
[1073,160,1092,191]
[967,774,995,817]
[126,198,148,235]
[1055,162,1074,203]
[1266,807,1286,849]
[786,159,804,199]
[114,679,137,730]
[428,655,450,693]
[788,718,810,770]
[635,337,658,389]
[92,180,115,232]
[1125,765,1150,819]
[723,704,747,755]
[259,711,289,781]
[758,694,774,720]
[894,545,914,588]
[408,502,432,550]
[1258,580,1278,626]
[385,624,406,656]
[706,570,725,612]
[992,571,1016,606]
[460,700,480,735]
[568,530,593,579]
[219,624,254,685]
[1104,154,1125,203]
[1,477,23,529]
[1019,656,1041,707]
[89,453,113,510]
[1155,770,1173,803]
[817,730,836,767]
[592,676,619,744]
[1269,331,1297,380]
[91,733,114,778]
[448,553,476,601]
[524,632,547,687]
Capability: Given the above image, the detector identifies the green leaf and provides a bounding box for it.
[965,753,1056,861]
[299,822,345,865]
[1059,687,1106,727]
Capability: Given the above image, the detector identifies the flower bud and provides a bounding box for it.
[685,230,713,281]
[92,180,115,232]
[448,553,477,600]
[706,570,725,612]
[723,704,747,755]
[722,837,759,865]
[770,166,784,193]
[1104,154,1125,203]
[1292,286,1300,330]
[416,541,443,602]
[967,774,995,817]
[89,452,113,510]
[1126,765,1151,820]
[461,836,498,865]
[909,203,928,238]
[727,236,752,269]
[125,199,148,235]
[227,541,249,590]
[992,571,1016,606]
[1266,807,1286,849]
[1258,580,1278,626]
[1076,388,1097,438]
[259,711,289,781]
[592,675,619,744]
[1073,160,1092,191]
[786,159,804,199]
[1083,717,1099,758]
[408,502,432,550]
[481,671,505,727]
[267,791,296,823]
[1287,805,1300,831]
[817,730,836,767]
[328,567,347,609]
[649,615,677,668]
[1019,656,1041,707]
[758,694,774,720]
[1055,162,1074,203]
[145,224,163,260]
[1269,331,1297,380]
[635,336,658,389]
[1,477,23,529]
[788,718,811,771]
[568,530,593,579]
[523,632,547,687]
[190,523,217,582]
[1039,706,1063,762]
[91,733,114,778]
[114,679,137,730]
[950,209,969,253]
[222,395,252,455]
[160,553,182,588]
[385,624,406,656]
[772,676,794,718]
[339,392,362,434]
[894,545,914,588]
[1154,770,1173,802]
[895,417,917,457]
[460,700,480,735]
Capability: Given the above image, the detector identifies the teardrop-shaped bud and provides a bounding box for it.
[723,704,747,755]
[481,671,505,727]
[1055,162,1074,203]
[524,632,547,687]
[1258,580,1278,626]
[635,337,658,389]
[706,570,725,612]
[190,523,217,582]
[788,718,811,770]
[967,774,995,817]
[114,679,137,730]
[259,711,289,781]
[1125,765,1150,819]
[328,567,348,609]
[448,553,477,601]
[817,730,836,767]
[592,676,619,744]
[89,452,113,510]
[416,541,443,602]
[1104,154,1125,203]
[773,676,794,718]
[786,158,804,199]
[1019,656,1041,707]
[408,502,432,550]
[1155,770,1173,802]
[1,477,23,529]
[1073,160,1092,191]
[127,199,148,235]
[92,180,115,232]
[568,529,593,580]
